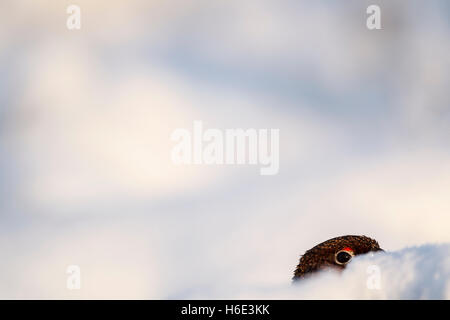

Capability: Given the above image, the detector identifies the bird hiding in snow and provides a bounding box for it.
[293,235,383,281]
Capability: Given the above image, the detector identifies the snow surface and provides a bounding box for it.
[233,244,450,299]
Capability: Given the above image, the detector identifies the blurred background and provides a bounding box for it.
[0,0,449,298]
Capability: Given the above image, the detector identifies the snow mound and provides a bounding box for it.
[239,244,450,299]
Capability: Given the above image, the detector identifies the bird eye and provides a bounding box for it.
[335,250,354,265]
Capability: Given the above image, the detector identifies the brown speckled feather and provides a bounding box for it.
[293,235,382,281]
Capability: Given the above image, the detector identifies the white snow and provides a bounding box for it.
[1,0,450,299]
[233,244,450,299]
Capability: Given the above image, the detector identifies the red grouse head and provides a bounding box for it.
[293,235,383,281]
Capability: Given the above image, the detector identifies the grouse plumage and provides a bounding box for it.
[293,235,382,281]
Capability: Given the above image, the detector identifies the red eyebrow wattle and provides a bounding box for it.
[342,247,353,252]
